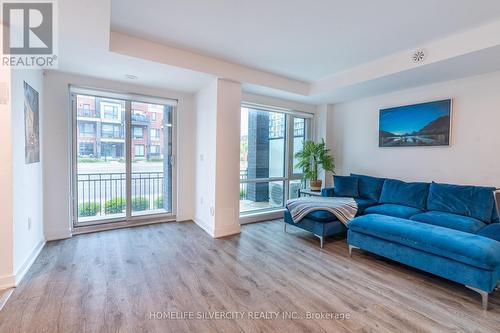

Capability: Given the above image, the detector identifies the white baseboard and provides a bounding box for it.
[214,224,241,238]
[193,216,215,237]
[14,239,45,286]
[176,215,193,222]
[45,230,72,242]
[0,288,14,311]
[0,275,15,290]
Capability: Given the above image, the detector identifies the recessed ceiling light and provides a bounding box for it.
[125,74,138,80]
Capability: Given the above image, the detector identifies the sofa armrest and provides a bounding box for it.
[322,187,335,197]
[477,223,500,242]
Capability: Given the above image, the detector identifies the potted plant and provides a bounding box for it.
[295,139,335,191]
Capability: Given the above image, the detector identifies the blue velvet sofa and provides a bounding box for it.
[283,174,500,309]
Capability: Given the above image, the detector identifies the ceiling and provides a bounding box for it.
[111,0,500,81]
[55,0,500,104]
[56,0,215,94]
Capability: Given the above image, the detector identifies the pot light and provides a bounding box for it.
[125,74,138,80]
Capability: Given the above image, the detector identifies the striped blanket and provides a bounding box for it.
[286,197,358,226]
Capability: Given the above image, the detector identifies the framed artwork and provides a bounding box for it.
[24,81,40,163]
[379,99,452,147]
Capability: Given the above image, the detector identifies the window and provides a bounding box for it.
[150,145,160,155]
[134,144,145,157]
[150,128,160,140]
[78,122,95,135]
[102,124,122,139]
[79,142,94,156]
[102,103,120,120]
[240,105,311,215]
[293,118,306,174]
[82,103,91,116]
[151,112,157,121]
[132,126,143,139]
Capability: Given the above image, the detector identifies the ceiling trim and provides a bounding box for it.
[109,31,310,96]
[109,19,500,104]
[311,20,500,95]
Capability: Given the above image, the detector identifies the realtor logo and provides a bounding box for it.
[1,0,57,68]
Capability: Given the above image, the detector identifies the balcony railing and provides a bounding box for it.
[77,109,99,118]
[77,172,167,218]
[240,169,247,199]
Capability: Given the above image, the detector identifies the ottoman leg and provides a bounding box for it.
[314,234,324,248]
[283,222,287,232]
[466,285,489,310]
[349,245,359,257]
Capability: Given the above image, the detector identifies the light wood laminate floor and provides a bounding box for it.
[0,220,499,333]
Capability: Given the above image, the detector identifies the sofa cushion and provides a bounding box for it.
[364,204,423,219]
[306,210,338,222]
[333,176,359,198]
[427,182,496,223]
[355,198,378,215]
[493,192,500,223]
[379,179,429,210]
[477,224,500,242]
[492,203,500,224]
[306,197,377,222]
[350,174,386,201]
[349,214,500,270]
[410,211,486,234]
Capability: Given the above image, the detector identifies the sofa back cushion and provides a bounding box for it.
[379,179,429,210]
[493,192,500,223]
[333,175,359,197]
[350,174,386,201]
[427,182,496,223]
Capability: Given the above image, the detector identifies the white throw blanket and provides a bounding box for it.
[286,197,358,226]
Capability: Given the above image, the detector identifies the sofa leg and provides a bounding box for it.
[466,285,489,310]
[314,234,324,248]
[348,245,359,257]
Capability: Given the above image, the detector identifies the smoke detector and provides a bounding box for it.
[411,49,427,63]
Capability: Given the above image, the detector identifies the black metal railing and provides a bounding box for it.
[77,109,99,118]
[240,169,248,199]
[77,172,166,218]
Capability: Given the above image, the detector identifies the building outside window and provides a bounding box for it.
[150,128,160,140]
[151,112,157,121]
[150,145,160,156]
[82,103,91,116]
[79,122,95,136]
[102,103,120,120]
[79,142,94,156]
[133,126,143,139]
[102,124,121,139]
[134,144,145,157]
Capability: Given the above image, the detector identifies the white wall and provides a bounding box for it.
[0,67,14,289]
[214,79,241,237]
[194,79,242,237]
[330,71,500,187]
[10,70,45,281]
[193,80,218,233]
[43,71,196,240]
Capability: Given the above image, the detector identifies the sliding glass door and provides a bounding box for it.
[72,89,175,227]
[239,104,312,215]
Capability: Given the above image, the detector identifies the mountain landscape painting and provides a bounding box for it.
[379,99,452,147]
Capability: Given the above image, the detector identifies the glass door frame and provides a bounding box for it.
[70,86,177,228]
